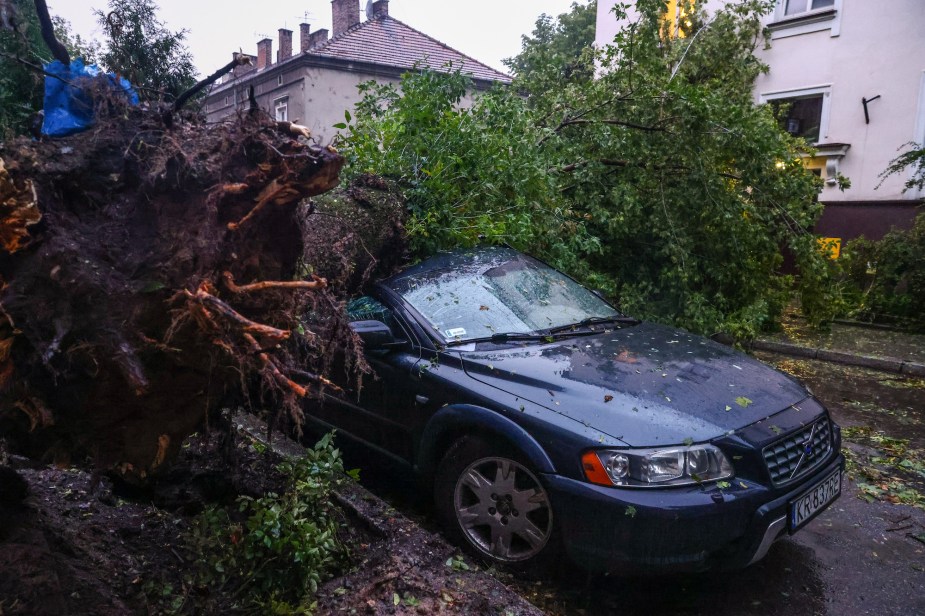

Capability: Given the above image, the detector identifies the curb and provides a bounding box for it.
[749,340,925,376]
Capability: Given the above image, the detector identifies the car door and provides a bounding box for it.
[308,295,425,463]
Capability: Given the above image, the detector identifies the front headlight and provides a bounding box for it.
[581,444,734,487]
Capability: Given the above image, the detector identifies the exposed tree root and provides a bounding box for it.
[222,271,327,294]
[0,84,407,481]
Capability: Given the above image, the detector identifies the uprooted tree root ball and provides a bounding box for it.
[0,97,407,482]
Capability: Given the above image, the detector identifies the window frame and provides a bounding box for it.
[783,0,834,17]
[273,96,289,122]
[769,0,842,39]
[762,85,851,187]
[761,85,833,145]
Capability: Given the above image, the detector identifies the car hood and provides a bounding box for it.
[458,322,808,447]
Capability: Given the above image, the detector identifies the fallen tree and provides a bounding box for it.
[0,54,406,481]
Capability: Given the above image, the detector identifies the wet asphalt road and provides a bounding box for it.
[346,353,925,616]
[496,480,925,616]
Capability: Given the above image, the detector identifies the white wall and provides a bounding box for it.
[595,0,925,203]
[207,64,483,142]
[205,65,399,141]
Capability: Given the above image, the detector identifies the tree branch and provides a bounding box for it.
[33,0,69,64]
[551,158,689,174]
[0,50,78,85]
[172,54,251,113]
[557,118,666,132]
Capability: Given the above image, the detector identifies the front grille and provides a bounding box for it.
[763,418,832,486]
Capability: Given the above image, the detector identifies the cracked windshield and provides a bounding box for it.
[392,249,618,342]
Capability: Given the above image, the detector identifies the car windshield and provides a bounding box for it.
[387,248,622,343]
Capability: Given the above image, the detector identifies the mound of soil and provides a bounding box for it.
[0,419,540,615]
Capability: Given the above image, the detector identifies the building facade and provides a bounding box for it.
[205,0,511,140]
[595,0,925,242]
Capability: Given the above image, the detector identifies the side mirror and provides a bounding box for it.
[350,320,400,351]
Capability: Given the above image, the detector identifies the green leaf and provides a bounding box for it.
[682,437,694,447]
[332,122,347,129]
[735,397,753,408]
[625,505,637,518]
[141,280,165,293]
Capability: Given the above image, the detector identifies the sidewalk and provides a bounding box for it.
[749,313,925,376]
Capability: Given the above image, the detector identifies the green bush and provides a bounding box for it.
[840,214,925,330]
[183,433,351,612]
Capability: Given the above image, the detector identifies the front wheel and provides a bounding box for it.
[434,437,556,566]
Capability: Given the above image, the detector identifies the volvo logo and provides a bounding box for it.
[789,421,820,480]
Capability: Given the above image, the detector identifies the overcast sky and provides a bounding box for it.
[49,0,582,78]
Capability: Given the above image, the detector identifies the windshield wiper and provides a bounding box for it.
[546,315,641,335]
[444,316,640,347]
[445,331,584,346]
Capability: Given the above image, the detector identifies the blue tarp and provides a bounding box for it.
[41,59,139,137]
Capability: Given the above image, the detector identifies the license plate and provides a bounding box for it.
[790,470,841,530]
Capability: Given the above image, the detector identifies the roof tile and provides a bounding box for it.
[312,16,512,84]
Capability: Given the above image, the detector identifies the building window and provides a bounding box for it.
[770,0,841,38]
[763,85,831,144]
[277,74,284,87]
[763,86,849,187]
[771,95,824,142]
[274,96,289,122]
[784,0,834,17]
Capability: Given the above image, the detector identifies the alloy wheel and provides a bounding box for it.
[452,456,553,562]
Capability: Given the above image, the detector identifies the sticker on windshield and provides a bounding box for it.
[445,327,467,338]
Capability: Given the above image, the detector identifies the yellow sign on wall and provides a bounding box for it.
[818,237,841,260]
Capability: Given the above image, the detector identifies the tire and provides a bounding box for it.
[434,436,557,568]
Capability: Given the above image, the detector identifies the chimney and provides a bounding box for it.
[308,28,329,48]
[278,28,293,61]
[300,23,312,53]
[256,38,272,70]
[331,0,360,37]
[371,0,389,18]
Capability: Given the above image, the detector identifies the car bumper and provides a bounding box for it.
[544,453,844,574]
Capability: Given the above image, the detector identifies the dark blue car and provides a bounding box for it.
[305,247,843,572]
